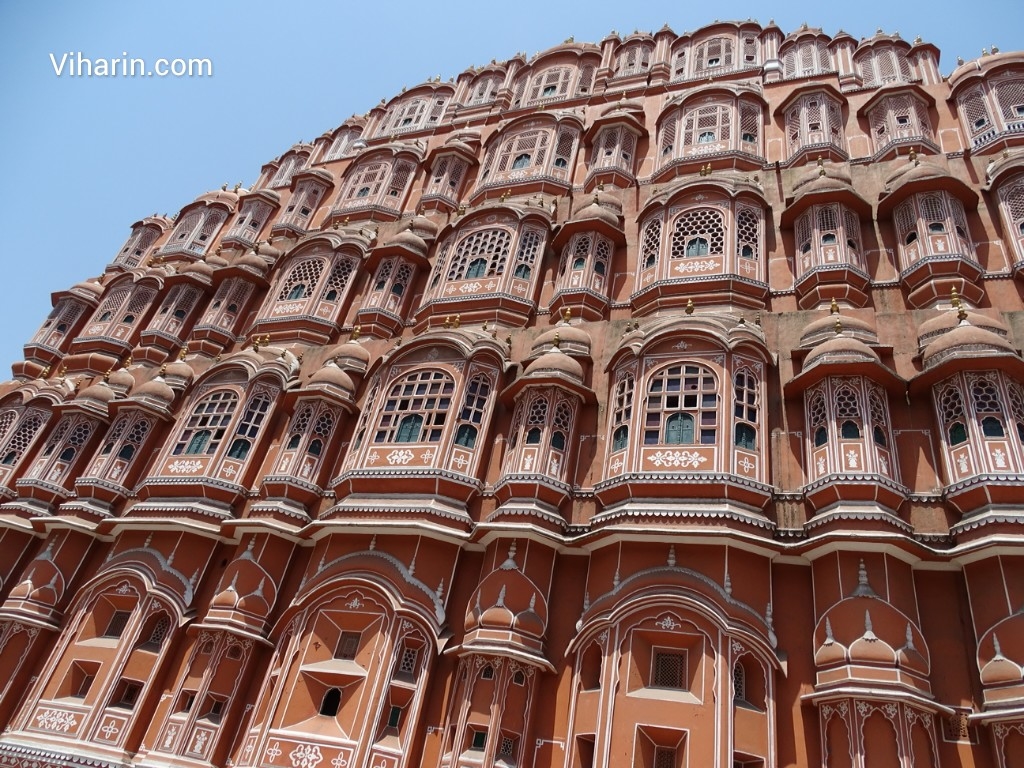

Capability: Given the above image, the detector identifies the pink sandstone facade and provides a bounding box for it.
[2,19,1024,768]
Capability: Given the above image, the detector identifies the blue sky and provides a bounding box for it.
[0,0,1020,372]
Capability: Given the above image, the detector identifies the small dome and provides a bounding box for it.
[921,319,1016,368]
[107,367,136,395]
[410,213,439,237]
[7,577,33,600]
[885,158,952,190]
[181,260,215,278]
[132,376,175,405]
[308,361,356,395]
[533,324,592,357]
[211,585,239,609]
[917,309,1008,346]
[800,313,877,347]
[164,358,195,386]
[981,655,1023,685]
[332,340,371,372]
[524,349,584,381]
[814,637,848,667]
[236,252,269,275]
[389,227,428,254]
[848,633,897,666]
[514,607,546,638]
[77,379,116,404]
[478,603,516,630]
[71,280,104,297]
[206,252,230,267]
[804,333,881,368]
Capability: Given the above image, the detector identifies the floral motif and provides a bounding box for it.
[672,259,717,274]
[386,449,414,465]
[648,450,707,469]
[290,743,324,768]
[167,459,203,474]
[35,708,77,733]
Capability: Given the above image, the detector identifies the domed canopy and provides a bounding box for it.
[523,348,584,383]
[532,324,593,358]
[804,332,882,368]
[131,375,175,407]
[921,318,1017,369]
[307,360,356,396]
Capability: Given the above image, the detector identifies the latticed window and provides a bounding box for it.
[98,412,152,466]
[528,67,572,103]
[35,415,94,473]
[0,409,49,468]
[611,372,634,452]
[375,370,454,443]
[958,85,994,140]
[994,78,1024,126]
[640,218,663,269]
[670,209,725,258]
[270,154,307,188]
[227,393,273,460]
[782,40,832,78]
[512,228,544,280]
[735,207,761,260]
[467,74,502,105]
[281,180,325,229]
[654,747,676,768]
[445,228,513,281]
[335,631,360,660]
[226,199,273,244]
[733,369,759,450]
[939,382,968,446]
[835,385,862,438]
[671,48,687,80]
[651,650,686,688]
[398,645,419,675]
[149,285,200,335]
[279,259,325,301]
[425,155,467,200]
[893,192,973,267]
[644,364,718,445]
[795,204,863,273]
[556,232,611,293]
[857,46,913,87]
[200,278,253,330]
[32,299,85,347]
[376,96,447,136]
[173,391,239,456]
[809,389,828,447]
[784,93,844,158]
[592,125,637,173]
[614,42,653,77]
[163,208,227,255]
[683,104,732,148]
[335,158,416,211]
[868,387,892,448]
[999,178,1024,263]
[694,37,734,74]
[324,130,357,162]
[733,662,746,699]
[1007,381,1024,442]
[454,375,491,449]
[868,94,933,152]
[85,285,156,341]
[114,226,158,267]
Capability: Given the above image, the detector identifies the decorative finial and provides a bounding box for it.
[505,334,512,349]
[909,145,918,165]
[351,325,361,340]
[443,315,452,329]
[830,297,840,315]
[667,546,676,567]
[552,332,560,349]
[685,298,694,315]
[178,345,188,361]
[563,307,572,324]
[834,317,843,334]
[453,314,461,329]
[957,56,965,66]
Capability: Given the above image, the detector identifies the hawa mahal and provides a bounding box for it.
[1,19,1024,768]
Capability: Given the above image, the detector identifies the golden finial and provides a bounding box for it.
[500,189,511,202]
[40,365,51,379]
[482,320,488,333]
[909,146,918,165]
[834,317,843,334]
[160,363,168,376]
[818,155,826,177]
[505,334,512,349]
[252,336,261,352]
[221,183,228,191]
[552,332,561,349]
[253,242,261,255]
[234,182,242,191]
[755,312,762,327]
[57,365,67,381]
[178,345,188,361]
[685,298,694,315]
[444,315,452,329]
[958,304,968,322]
[351,325,361,340]
[737,316,746,326]
[950,286,961,309]
[453,314,461,329]
[830,297,840,314]
[598,182,605,191]
[122,355,132,368]
[593,192,600,205]
[103,367,112,382]
[563,307,572,323]
[457,204,466,216]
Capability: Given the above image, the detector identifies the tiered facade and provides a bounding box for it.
[3,20,1024,768]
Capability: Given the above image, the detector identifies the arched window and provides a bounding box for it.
[446,229,513,281]
[614,42,654,78]
[320,688,341,717]
[733,662,746,700]
[162,208,227,256]
[734,370,759,450]
[375,370,454,444]
[610,372,634,453]
[782,39,832,78]
[456,375,491,450]
[670,209,725,259]
[173,392,238,456]
[644,364,718,445]
[640,218,662,270]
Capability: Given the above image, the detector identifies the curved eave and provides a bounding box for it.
[856,83,936,118]
[582,111,647,145]
[550,213,625,249]
[639,179,770,220]
[781,182,873,227]
[877,169,980,217]
[500,372,596,405]
[911,350,1024,393]
[786,356,904,396]
[773,81,847,118]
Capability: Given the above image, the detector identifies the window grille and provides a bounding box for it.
[335,631,360,660]
[644,364,718,445]
[447,228,512,281]
[652,650,686,688]
[173,391,239,456]
[104,610,131,638]
[670,209,725,258]
[0,411,46,466]
[375,370,454,443]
